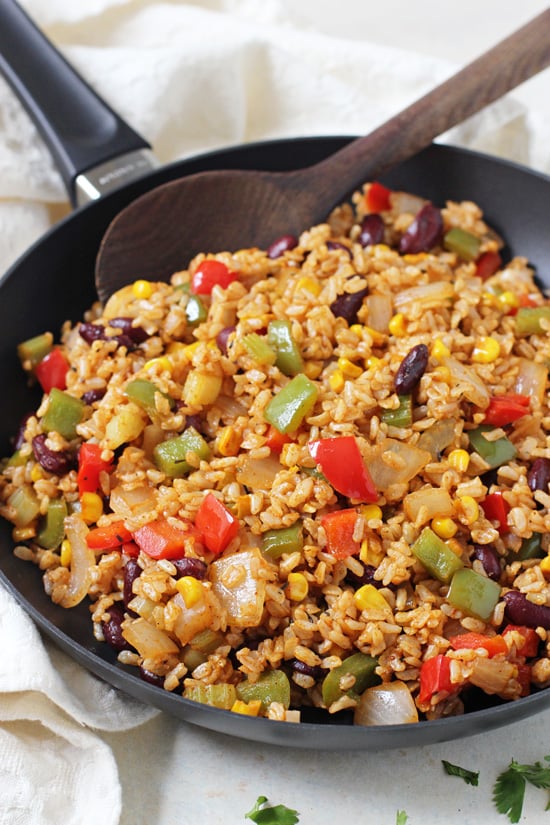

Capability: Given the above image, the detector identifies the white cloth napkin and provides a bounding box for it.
[0,2,547,823]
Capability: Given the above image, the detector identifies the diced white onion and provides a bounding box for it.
[59,513,96,608]
[354,681,419,726]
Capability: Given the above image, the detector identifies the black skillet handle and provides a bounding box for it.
[0,0,158,207]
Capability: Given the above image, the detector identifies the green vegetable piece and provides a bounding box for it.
[447,568,502,621]
[41,388,84,440]
[188,628,225,655]
[267,320,304,376]
[182,648,207,672]
[492,756,550,824]
[242,333,277,366]
[395,812,409,825]
[381,394,412,428]
[185,294,207,326]
[153,426,210,478]
[443,227,481,261]
[264,374,318,434]
[262,522,303,559]
[515,306,550,337]
[17,332,53,370]
[36,498,67,549]
[245,796,300,825]
[411,526,464,583]
[515,532,543,561]
[7,485,40,527]
[321,652,380,706]
[125,378,174,416]
[6,450,28,468]
[441,759,480,786]
[237,669,291,711]
[468,424,517,469]
[184,682,237,710]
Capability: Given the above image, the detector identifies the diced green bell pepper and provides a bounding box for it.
[236,669,291,711]
[443,228,481,261]
[188,628,226,655]
[7,485,40,527]
[267,320,304,376]
[153,426,210,477]
[184,683,237,710]
[468,424,517,469]
[515,532,544,561]
[264,374,318,434]
[17,332,53,370]
[36,498,67,549]
[447,567,501,621]
[41,389,84,440]
[241,333,277,366]
[185,294,208,326]
[411,526,464,583]
[125,378,174,417]
[321,652,380,706]
[515,306,550,336]
[381,394,413,428]
[6,450,28,468]
[262,522,303,559]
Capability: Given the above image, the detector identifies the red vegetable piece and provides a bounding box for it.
[320,509,361,560]
[86,521,133,550]
[77,443,114,495]
[365,181,391,213]
[475,250,502,280]
[481,492,510,535]
[191,260,237,295]
[483,394,529,427]
[516,663,532,697]
[133,519,193,560]
[502,624,540,658]
[308,436,377,502]
[35,348,70,393]
[195,492,239,556]
[121,540,140,558]
[448,631,507,658]
[265,425,293,455]
[418,654,455,704]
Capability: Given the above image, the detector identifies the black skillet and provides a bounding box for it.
[0,0,549,750]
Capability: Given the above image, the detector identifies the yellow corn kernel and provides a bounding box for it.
[231,699,262,716]
[337,357,363,378]
[235,495,252,518]
[30,464,44,482]
[176,576,204,608]
[359,539,369,564]
[431,517,458,540]
[60,539,72,567]
[218,425,241,457]
[457,495,479,526]
[373,243,391,254]
[350,324,363,336]
[403,252,428,264]
[303,360,323,380]
[183,341,201,359]
[296,276,321,296]
[448,449,470,473]
[539,555,550,576]
[431,338,450,363]
[354,583,390,611]
[183,370,223,406]
[143,356,172,373]
[360,504,383,522]
[132,279,153,299]
[287,572,308,601]
[365,355,382,371]
[388,313,406,337]
[329,369,345,392]
[80,492,104,525]
[496,291,520,312]
[363,327,387,346]
[472,337,500,364]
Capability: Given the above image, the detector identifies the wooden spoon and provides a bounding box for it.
[96,10,550,302]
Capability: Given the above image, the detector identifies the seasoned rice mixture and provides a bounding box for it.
[2,181,550,726]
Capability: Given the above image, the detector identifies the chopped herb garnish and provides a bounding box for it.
[396,811,409,825]
[442,759,480,786]
[245,796,300,825]
[493,755,550,823]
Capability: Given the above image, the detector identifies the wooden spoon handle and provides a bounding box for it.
[299,9,550,208]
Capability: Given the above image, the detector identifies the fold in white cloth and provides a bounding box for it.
[0,2,546,823]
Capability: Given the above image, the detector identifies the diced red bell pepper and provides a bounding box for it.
[320,509,361,559]
[516,663,532,697]
[481,492,510,535]
[35,348,70,393]
[418,654,455,704]
[449,631,508,658]
[502,624,540,658]
[121,540,140,558]
[194,492,239,556]
[308,436,378,502]
[265,425,293,455]
[364,181,391,213]
[518,294,539,308]
[133,518,196,560]
[86,521,133,550]
[191,260,237,295]
[77,443,114,495]
[475,250,502,280]
[483,394,529,427]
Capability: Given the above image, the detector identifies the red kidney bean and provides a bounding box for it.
[81,387,106,405]
[108,317,149,344]
[139,666,165,687]
[32,434,76,475]
[528,458,550,495]
[103,604,132,651]
[399,203,443,254]
[359,214,385,247]
[326,240,352,257]
[394,344,429,394]
[172,557,207,580]
[267,234,298,259]
[123,559,142,608]
[503,591,550,629]
[291,659,323,680]
[13,412,33,450]
[78,322,105,344]
[329,283,369,325]
[472,544,502,581]
[183,414,204,433]
[345,563,397,592]
[216,325,236,355]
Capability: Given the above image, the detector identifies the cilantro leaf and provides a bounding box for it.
[442,760,479,786]
[395,811,409,825]
[508,757,550,790]
[245,796,299,825]
[493,764,527,823]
